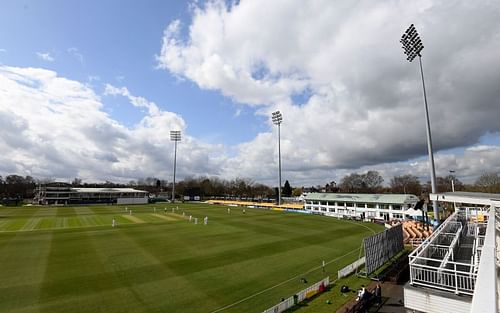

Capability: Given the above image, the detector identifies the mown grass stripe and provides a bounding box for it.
[0,218,9,230]
[20,218,41,231]
[38,218,56,230]
[0,232,53,313]
[121,215,146,224]
[4,219,28,231]
[74,206,94,216]
[38,229,106,313]
[150,213,178,222]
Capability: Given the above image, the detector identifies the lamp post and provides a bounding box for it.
[272,111,283,206]
[449,170,455,192]
[449,170,457,212]
[170,130,181,203]
[400,24,440,224]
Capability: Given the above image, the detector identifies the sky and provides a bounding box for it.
[1,0,500,187]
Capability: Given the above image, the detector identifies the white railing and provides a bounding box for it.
[470,205,498,313]
[408,211,478,296]
[439,224,462,267]
[410,260,476,295]
[409,238,424,247]
[408,212,461,260]
[477,235,485,246]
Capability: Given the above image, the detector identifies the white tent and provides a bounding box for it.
[404,207,423,217]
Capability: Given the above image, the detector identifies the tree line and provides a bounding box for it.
[1,171,499,201]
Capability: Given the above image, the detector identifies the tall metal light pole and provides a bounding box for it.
[449,170,455,192]
[170,130,181,203]
[272,111,283,206]
[449,170,457,212]
[400,24,440,223]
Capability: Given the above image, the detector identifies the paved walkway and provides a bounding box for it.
[374,282,405,313]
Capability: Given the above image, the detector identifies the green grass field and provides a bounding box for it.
[0,203,382,313]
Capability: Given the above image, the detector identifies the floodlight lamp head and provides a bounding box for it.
[271,110,283,125]
[401,24,424,62]
[170,130,181,141]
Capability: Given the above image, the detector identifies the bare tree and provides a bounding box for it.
[390,174,422,195]
[474,172,500,193]
[339,171,384,193]
[364,171,384,192]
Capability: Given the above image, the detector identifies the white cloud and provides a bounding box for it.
[0,65,226,183]
[2,1,500,187]
[0,64,498,186]
[67,47,84,64]
[36,52,55,62]
[157,0,500,186]
[87,75,100,83]
[0,48,6,53]
[104,84,162,116]
[367,145,500,186]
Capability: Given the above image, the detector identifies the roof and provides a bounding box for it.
[206,200,303,209]
[431,191,500,206]
[72,188,148,194]
[304,193,419,204]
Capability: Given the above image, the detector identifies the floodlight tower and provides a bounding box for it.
[170,130,181,203]
[400,24,439,223]
[271,111,283,206]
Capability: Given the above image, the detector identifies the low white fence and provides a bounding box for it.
[338,257,365,279]
[262,277,329,313]
[262,297,295,313]
[296,277,329,303]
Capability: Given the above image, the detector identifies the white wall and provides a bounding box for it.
[404,285,471,313]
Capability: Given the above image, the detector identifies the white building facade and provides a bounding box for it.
[35,184,148,205]
[304,193,419,221]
